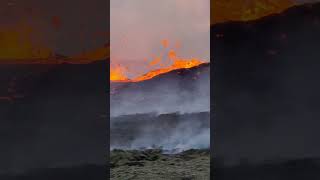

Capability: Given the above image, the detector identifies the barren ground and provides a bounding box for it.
[110,149,210,180]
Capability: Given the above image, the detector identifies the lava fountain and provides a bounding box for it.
[110,40,205,82]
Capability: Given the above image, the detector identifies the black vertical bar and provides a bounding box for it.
[0,0,110,179]
[212,1,320,180]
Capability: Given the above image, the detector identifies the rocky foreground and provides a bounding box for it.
[110,149,210,180]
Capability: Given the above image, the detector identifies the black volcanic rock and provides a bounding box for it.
[212,2,320,164]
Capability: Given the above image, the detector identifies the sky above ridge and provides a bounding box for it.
[111,0,210,77]
[0,0,318,61]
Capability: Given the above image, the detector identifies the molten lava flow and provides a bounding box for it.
[110,51,204,82]
[110,64,129,82]
[132,57,203,82]
[133,48,204,82]
[110,40,205,82]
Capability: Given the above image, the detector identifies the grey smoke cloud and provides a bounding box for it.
[110,64,210,151]
[110,64,210,117]
[110,112,210,152]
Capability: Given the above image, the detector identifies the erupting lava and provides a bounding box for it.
[110,41,205,82]
[132,53,203,82]
[110,64,129,82]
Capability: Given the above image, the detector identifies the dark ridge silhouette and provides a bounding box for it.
[212,2,320,178]
[111,63,209,94]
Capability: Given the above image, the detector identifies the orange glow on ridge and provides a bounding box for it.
[110,64,129,82]
[110,40,205,82]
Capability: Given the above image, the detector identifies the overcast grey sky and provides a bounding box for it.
[111,0,210,77]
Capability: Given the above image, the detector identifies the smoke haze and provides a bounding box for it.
[110,64,210,151]
[110,64,210,117]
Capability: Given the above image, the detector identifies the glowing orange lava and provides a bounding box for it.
[132,57,203,82]
[110,40,205,82]
[110,64,129,82]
